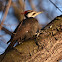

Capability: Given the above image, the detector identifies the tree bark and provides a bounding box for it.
[0,15,62,62]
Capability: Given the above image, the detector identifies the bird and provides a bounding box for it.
[4,10,43,53]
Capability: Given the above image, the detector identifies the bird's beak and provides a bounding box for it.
[37,11,43,15]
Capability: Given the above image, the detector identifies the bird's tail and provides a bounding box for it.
[7,40,11,44]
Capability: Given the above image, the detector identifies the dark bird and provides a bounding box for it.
[4,10,43,53]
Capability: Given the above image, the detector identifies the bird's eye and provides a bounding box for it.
[32,13,36,15]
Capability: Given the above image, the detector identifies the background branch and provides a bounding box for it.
[0,0,11,30]
[49,0,62,13]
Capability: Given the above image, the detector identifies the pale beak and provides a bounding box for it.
[31,11,43,17]
[36,11,43,15]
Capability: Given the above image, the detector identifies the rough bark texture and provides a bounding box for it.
[0,15,62,62]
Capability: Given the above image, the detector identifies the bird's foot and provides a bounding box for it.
[18,42,23,44]
[35,32,40,37]
[35,30,41,37]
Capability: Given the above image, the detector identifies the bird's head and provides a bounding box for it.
[21,10,43,18]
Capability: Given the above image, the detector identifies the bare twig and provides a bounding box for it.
[12,1,24,22]
[28,0,36,11]
[49,0,62,13]
[1,27,12,35]
[0,0,12,30]
[19,0,25,11]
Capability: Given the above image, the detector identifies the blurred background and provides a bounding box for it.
[0,0,62,61]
